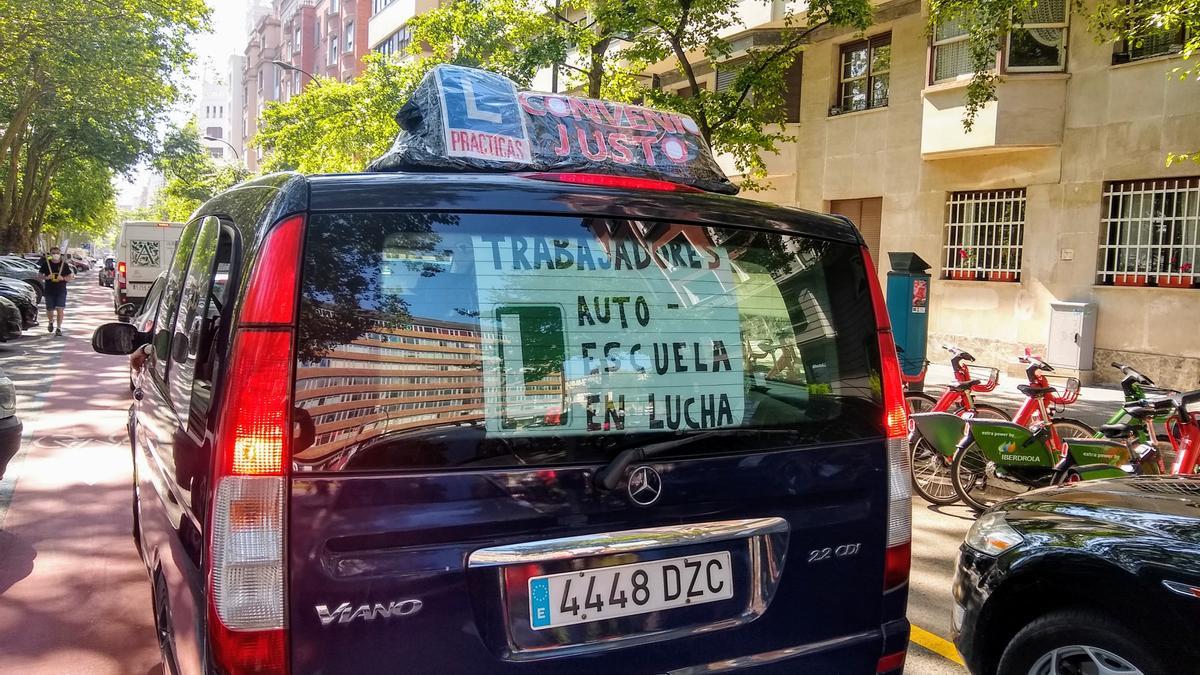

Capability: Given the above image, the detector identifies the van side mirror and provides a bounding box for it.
[116,302,137,319]
[92,322,139,355]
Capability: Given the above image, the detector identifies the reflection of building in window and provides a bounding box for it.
[294,317,486,463]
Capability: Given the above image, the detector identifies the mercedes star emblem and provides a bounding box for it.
[626,466,663,506]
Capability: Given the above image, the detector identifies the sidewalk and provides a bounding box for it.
[0,284,159,674]
[921,362,1125,430]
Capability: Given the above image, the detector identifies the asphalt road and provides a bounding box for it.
[0,284,1129,674]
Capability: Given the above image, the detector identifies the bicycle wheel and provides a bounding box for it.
[911,436,958,504]
[905,392,937,415]
[951,441,1035,513]
[1049,418,1096,440]
[970,403,1012,421]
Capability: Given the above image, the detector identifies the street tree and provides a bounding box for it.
[153,120,250,222]
[39,157,120,249]
[0,0,207,250]
[929,0,1198,163]
[256,0,878,189]
[255,54,430,174]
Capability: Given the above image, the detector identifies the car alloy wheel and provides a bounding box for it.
[1028,645,1143,675]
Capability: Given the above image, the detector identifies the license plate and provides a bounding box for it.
[127,282,151,294]
[528,551,733,630]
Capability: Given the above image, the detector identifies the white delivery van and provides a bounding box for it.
[114,221,184,313]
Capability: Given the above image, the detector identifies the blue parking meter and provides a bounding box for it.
[885,252,931,386]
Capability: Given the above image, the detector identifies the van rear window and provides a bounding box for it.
[293,212,883,472]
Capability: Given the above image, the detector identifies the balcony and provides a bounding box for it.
[920,74,1068,158]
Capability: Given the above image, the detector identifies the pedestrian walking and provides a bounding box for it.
[39,246,73,336]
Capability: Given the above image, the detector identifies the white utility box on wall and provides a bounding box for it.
[1046,302,1097,371]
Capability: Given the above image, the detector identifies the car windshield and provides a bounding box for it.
[292,211,883,472]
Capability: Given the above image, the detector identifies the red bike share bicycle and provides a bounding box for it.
[904,345,1011,504]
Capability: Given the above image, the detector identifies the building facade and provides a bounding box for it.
[227,54,247,165]
[367,0,439,57]
[242,2,282,171]
[194,70,236,162]
[293,317,486,468]
[241,0,376,169]
[687,0,1199,387]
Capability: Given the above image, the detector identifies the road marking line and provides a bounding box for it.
[911,624,965,666]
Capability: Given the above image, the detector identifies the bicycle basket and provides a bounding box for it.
[967,365,1000,393]
[1047,376,1081,405]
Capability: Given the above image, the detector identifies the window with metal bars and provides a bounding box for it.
[1098,178,1200,288]
[942,190,1025,281]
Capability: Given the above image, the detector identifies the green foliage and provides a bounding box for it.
[41,157,120,248]
[407,0,573,86]
[931,0,1199,163]
[256,0,875,192]
[569,0,874,189]
[0,0,207,250]
[255,54,429,174]
[154,120,250,222]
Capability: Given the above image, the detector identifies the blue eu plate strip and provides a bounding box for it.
[529,577,551,629]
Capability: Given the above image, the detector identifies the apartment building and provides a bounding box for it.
[227,54,247,165]
[241,0,374,170]
[293,317,487,468]
[242,3,282,171]
[368,0,438,58]
[194,71,236,162]
[673,0,1198,387]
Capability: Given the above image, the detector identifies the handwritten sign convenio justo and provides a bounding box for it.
[369,64,738,195]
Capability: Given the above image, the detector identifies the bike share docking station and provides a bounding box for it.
[885,252,932,391]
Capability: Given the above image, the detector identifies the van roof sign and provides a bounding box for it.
[368,65,738,195]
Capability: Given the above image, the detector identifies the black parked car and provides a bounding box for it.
[953,476,1200,675]
[0,278,37,328]
[0,296,23,341]
[0,368,19,479]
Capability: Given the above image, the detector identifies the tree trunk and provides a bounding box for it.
[0,127,28,232]
[9,138,51,246]
[667,37,711,142]
[0,80,43,170]
[588,37,611,98]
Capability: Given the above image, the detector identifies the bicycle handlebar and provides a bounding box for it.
[1111,361,1155,386]
[1022,356,1054,382]
[942,344,976,377]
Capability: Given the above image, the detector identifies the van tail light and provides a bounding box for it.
[877,649,907,673]
[518,172,703,193]
[117,261,127,288]
[208,214,304,675]
[862,247,912,592]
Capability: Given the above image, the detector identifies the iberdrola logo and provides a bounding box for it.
[998,440,1041,463]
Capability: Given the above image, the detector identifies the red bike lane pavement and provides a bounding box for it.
[0,283,160,674]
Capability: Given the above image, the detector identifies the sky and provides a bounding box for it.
[115,0,257,208]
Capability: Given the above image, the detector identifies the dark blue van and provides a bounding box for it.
[92,68,911,675]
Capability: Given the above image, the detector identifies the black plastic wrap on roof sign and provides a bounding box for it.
[367,65,738,195]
